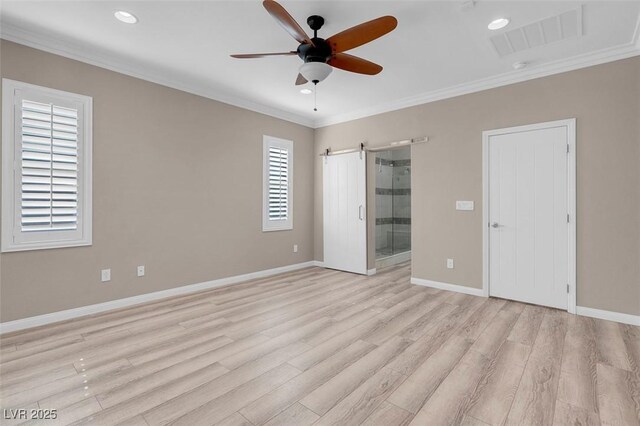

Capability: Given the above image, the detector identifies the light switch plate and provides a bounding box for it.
[456,201,474,211]
[137,266,145,277]
[447,259,454,269]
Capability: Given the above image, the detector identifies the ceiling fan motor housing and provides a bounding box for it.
[297,38,332,63]
[297,15,332,64]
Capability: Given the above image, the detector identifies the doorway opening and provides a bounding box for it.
[375,147,411,269]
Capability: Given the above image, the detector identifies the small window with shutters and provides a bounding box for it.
[262,135,293,232]
[2,79,92,252]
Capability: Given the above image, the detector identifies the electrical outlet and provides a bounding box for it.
[137,265,145,277]
[447,259,454,269]
[293,244,298,253]
[101,269,111,282]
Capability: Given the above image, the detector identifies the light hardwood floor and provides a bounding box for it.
[1,264,638,425]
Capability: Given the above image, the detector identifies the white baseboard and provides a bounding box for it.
[376,251,411,269]
[576,306,640,326]
[411,277,638,326]
[411,277,486,297]
[6,263,635,334]
[312,260,372,276]
[0,261,318,334]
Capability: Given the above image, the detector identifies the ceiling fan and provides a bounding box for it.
[231,0,398,87]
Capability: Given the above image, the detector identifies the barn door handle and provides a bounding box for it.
[359,205,364,220]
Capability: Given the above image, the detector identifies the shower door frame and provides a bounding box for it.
[374,147,412,266]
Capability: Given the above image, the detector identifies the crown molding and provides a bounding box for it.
[315,41,640,128]
[316,11,640,128]
[2,18,639,130]
[0,23,316,128]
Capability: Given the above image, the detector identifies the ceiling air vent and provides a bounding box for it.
[490,8,583,57]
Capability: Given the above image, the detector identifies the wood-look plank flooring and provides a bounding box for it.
[1,263,639,425]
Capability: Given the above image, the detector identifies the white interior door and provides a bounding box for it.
[323,151,367,274]
[488,124,570,309]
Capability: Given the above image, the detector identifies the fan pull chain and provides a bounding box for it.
[314,83,318,112]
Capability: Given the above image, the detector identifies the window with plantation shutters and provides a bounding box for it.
[2,79,92,252]
[263,136,293,231]
[21,100,79,232]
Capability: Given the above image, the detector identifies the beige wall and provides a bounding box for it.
[0,41,315,322]
[1,40,638,322]
[315,56,640,316]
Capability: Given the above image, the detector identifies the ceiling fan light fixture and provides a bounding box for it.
[299,62,332,84]
[300,88,313,94]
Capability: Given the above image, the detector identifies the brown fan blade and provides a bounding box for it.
[328,53,383,75]
[327,16,397,53]
[230,52,297,59]
[295,73,308,85]
[263,0,314,47]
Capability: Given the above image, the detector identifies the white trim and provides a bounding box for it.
[3,260,636,333]
[482,119,577,313]
[0,24,314,128]
[367,268,377,276]
[2,20,639,130]
[566,121,577,314]
[312,260,325,268]
[0,261,317,334]
[375,250,412,269]
[482,135,490,299]
[577,306,640,327]
[2,78,93,252]
[316,44,640,128]
[411,276,639,326]
[411,277,486,297]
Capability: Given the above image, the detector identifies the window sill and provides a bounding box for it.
[262,226,293,232]
[1,238,92,253]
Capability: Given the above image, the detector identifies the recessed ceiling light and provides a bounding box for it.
[114,11,138,24]
[488,18,509,30]
[300,88,313,95]
[512,61,528,70]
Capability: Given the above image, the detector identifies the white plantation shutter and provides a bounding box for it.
[263,136,293,231]
[268,146,289,221]
[21,100,79,232]
[2,80,92,252]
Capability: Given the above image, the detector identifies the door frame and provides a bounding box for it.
[482,118,576,314]
[372,146,412,271]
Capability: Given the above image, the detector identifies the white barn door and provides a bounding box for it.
[323,151,367,275]
[486,121,575,310]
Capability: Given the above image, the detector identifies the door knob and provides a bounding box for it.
[491,222,500,228]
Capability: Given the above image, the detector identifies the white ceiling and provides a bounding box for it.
[2,1,639,128]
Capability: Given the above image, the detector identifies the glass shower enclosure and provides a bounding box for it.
[375,147,411,263]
